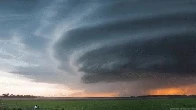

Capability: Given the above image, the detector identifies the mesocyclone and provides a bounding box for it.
[53,0,196,83]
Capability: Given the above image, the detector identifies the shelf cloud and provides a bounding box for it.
[53,0,196,84]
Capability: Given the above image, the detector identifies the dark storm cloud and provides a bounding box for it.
[53,0,196,84]
[0,0,39,14]
[0,0,54,50]
[0,0,45,41]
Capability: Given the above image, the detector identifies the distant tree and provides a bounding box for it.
[2,93,9,97]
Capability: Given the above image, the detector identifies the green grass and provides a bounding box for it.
[1,98,196,110]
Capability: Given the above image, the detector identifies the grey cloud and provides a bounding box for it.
[21,35,49,51]
[11,66,66,84]
[53,0,196,86]
[0,0,40,14]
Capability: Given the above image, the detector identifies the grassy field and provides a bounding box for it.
[1,98,196,110]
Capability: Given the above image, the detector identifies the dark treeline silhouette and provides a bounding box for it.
[1,93,196,99]
[136,95,196,99]
[1,93,41,98]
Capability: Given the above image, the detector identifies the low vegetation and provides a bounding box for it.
[0,98,196,110]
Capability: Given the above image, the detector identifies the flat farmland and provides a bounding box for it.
[1,97,196,110]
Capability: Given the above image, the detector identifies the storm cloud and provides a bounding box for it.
[53,0,196,84]
[1,0,196,96]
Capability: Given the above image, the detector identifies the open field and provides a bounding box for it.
[1,98,196,110]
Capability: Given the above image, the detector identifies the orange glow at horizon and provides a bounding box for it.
[148,88,185,95]
[148,84,196,95]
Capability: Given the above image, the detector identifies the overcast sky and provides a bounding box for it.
[0,0,196,97]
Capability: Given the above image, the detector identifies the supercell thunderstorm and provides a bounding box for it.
[53,0,196,86]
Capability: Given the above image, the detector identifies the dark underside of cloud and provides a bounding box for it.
[53,0,196,85]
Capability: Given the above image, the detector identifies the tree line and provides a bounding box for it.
[1,93,40,98]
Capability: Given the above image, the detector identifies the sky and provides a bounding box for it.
[0,0,196,97]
